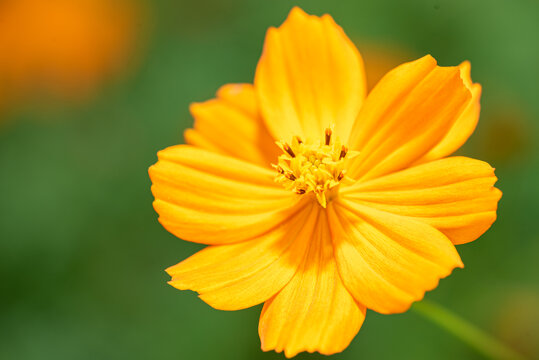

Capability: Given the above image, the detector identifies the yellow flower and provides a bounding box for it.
[149,7,500,358]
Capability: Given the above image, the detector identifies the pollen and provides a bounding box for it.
[273,128,359,207]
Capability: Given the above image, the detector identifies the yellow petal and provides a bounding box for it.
[328,200,463,314]
[416,61,482,163]
[185,83,279,167]
[255,7,366,143]
[149,145,302,244]
[166,203,317,310]
[347,55,471,181]
[259,209,366,358]
[342,156,501,245]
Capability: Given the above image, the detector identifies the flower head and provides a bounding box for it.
[149,7,500,358]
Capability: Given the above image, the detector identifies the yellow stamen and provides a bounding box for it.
[339,145,348,159]
[325,128,332,145]
[283,143,295,157]
[273,127,359,207]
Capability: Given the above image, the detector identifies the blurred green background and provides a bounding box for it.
[1,0,538,359]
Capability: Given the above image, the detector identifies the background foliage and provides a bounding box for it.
[1,0,538,359]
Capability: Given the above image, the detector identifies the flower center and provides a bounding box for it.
[272,128,358,207]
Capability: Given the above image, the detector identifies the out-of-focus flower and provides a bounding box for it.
[149,7,501,357]
[494,289,539,358]
[478,102,532,164]
[0,0,140,102]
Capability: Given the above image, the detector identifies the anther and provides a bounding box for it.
[296,188,306,194]
[285,172,297,181]
[325,128,332,145]
[283,143,295,157]
[339,145,348,159]
[337,171,345,181]
[294,136,303,144]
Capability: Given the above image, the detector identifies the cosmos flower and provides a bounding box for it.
[0,0,139,101]
[149,7,501,358]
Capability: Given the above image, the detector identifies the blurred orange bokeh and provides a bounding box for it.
[0,0,141,105]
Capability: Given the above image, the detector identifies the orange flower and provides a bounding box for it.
[149,7,500,358]
[0,0,139,101]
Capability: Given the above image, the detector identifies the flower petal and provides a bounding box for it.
[415,61,482,163]
[341,156,501,245]
[328,199,463,314]
[149,145,302,244]
[166,203,318,311]
[185,83,279,168]
[259,209,366,358]
[347,55,471,181]
[255,7,366,143]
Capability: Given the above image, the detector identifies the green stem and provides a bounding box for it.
[412,300,527,360]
